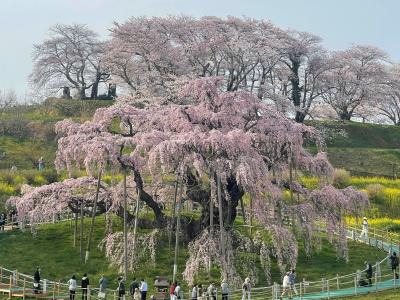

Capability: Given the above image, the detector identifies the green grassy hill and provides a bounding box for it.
[309,121,400,177]
[0,98,114,170]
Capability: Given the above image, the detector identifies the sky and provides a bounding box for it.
[1,0,399,98]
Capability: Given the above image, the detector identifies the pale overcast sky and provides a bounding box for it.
[1,0,399,97]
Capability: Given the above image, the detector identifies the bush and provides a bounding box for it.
[300,176,319,189]
[365,184,385,204]
[13,174,27,185]
[383,188,400,209]
[0,182,15,195]
[333,168,351,188]
[33,174,47,186]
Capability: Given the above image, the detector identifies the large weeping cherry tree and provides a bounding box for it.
[8,77,367,285]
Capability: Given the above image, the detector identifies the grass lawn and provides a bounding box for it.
[0,216,388,294]
[338,288,400,299]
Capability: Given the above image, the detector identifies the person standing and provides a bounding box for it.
[241,278,251,300]
[118,277,126,300]
[33,267,41,294]
[289,269,298,297]
[140,279,148,300]
[390,252,399,277]
[130,278,139,300]
[99,275,108,299]
[221,279,229,300]
[169,281,176,300]
[280,272,292,300]
[38,157,45,171]
[0,213,5,231]
[191,284,198,300]
[133,288,141,300]
[197,284,203,300]
[68,275,77,300]
[174,282,183,300]
[359,217,368,240]
[207,283,216,300]
[81,273,90,300]
[365,262,373,286]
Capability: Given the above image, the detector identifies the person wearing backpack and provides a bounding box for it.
[118,277,126,300]
[390,252,399,278]
[81,273,90,300]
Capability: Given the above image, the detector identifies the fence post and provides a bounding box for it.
[9,275,12,299]
[88,285,91,300]
[327,279,330,299]
[336,274,339,290]
[299,282,303,300]
[352,230,355,241]
[23,278,26,300]
[271,283,274,300]
[0,267,2,283]
[354,276,357,296]
[44,279,47,293]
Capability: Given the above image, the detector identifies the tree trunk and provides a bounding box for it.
[340,110,352,120]
[290,56,303,123]
[90,73,101,99]
[79,87,86,100]
[295,111,306,123]
[132,169,165,226]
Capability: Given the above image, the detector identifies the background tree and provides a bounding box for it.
[278,31,333,122]
[373,65,400,125]
[31,24,109,99]
[322,45,388,120]
[0,89,17,110]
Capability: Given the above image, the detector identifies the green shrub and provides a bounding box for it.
[383,188,400,209]
[365,184,385,204]
[299,176,319,189]
[13,174,27,185]
[0,182,15,195]
[332,168,351,188]
[33,174,47,186]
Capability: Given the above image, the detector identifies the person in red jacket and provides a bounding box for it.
[169,281,177,300]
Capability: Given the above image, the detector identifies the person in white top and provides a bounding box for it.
[68,275,77,300]
[241,277,251,300]
[359,217,368,240]
[174,283,183,300]
[280,272,292,300]
[221,279,230,300]
[140,279,148,300]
